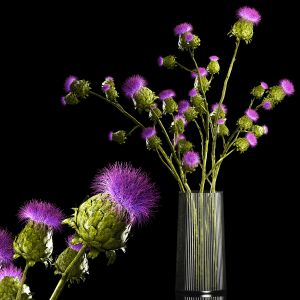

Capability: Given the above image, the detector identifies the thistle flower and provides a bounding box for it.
[191,67,208,79]
[178,100,190,114]
[188,88,198,97]
[157,56,164,67]
[237,6,261,25]
[246,132,257,147]
[245,108,259,122]
[217,119,225,125]
[67,235,83,252]
[207,56,220,74]
[212,103,228,114]
[262,100,272,110]
[209,56,219,61]
[0,265,22,281]
[92,162,159,225]
[158,55,177,69]
[122,75,147,98]
[64,75,78,92]
[0,229,13,266]
[182,150,200,171]
[263,125,269,135]
[108,130,127,144]
[159,89,176,101]
[102,83,111,92]
[108,131,113,141]
[261,82,268,90]
[280,79,295,96]
[174,23,193,35]
[174,133,185,146]
[185,32,194,42]
[142,127,156,140]
[60,96,67,106]
[174,114,187,126]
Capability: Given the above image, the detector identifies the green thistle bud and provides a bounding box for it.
[65,93,80,105]
[149,107,162,121]
[179,34,201,51]
[134,87,157,110]
[195,76,210,93]
[106,87,119,102]
[251,85,265,98]
[184,107,198,122]
[189,34,201,49]
[13,222,53,266]
[170,119,185,134]
[162,55,177,69]
[268,86,285,103]
[146,136,162,150]
[235,138,250,153]
[163,98,178,114]
[218,124,230,136]
[262,96,275,109]
[251,125,264,138]
[63,193,130,258]
[229,20,253,43]
[190,95,206,114]
[54,247,89,283]
[207,61,220,74]
[237,115,253,131]
[70,80,91,99]
[177,140,193,154]
[111,130,127,144]
[0,277,32,300]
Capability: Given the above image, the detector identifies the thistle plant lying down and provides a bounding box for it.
[0,163,159,299]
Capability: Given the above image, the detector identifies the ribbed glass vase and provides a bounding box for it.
[175,192,226,299]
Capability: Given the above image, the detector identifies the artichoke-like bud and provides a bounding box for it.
[229,20,253,43]
[190,95,206,114]
[109,130,127,144]
[149,107,162,121]
[102,77,119,102]
[146,136,162,151]
[133,87,157,110]
[251,85,265,99]
[268,86,286,103]
[251,125,264,138]
[194,75,210,93]
[218,124,230,136]
[170,117,185,134]
[237,115,253,131]
[261,96,275,110]
[184,107,198,122]
[163,98,178,114]
[70,80,91,99]
[177,139,193,154]
[65,92,80,105]
[207,61,220,74]
[159,55,177,69]
[0,276,32,300]
[235,138,249,153]
[179,33,201,51]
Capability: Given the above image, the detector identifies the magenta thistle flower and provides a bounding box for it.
[178,100,190,114]
[174,133,186,145]
[263,125,269,135]
[122,75,147,98]
[64,75,78,92]
[102,83,111,92]
[159,89,176,101]
[0,229,13,266]
[142,127,156,140]
[18,200,64,230]
[183,151,200,169]
[174,22,193,35]
[260,82,268,90]
[67,235,83,252]
[185,32,194,42]
[246,132,257,147]
[91,162,159,224]
[188,88,198,97]
[108,131,113,141]
[211,103,228,114]
[174,114,187,125]
[217,119,225,125]
[157,56,164,67]
[60,96,67,106]
[237,6,261,25]
[0,264,23,281]
[245,108,259,122]
[105,76,114,81]
[263,101,272,110]
[280,79,295,96]
[209,55,219,61]
[191,67,208,78]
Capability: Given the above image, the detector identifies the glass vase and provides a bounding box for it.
[175,192,226,299]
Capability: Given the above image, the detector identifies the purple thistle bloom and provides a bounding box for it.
[174,114,187,126]
[183,151,200,169]
[0,229,13,266]
[280,79,295,96]
[0,264,22,281]
[60,96,67,106]
[108,131,113,141]
[209,55,219,61]
[174,133,186,145]
[64,75,78,92]
[246,132,257,147]
[211,103,228,114]
[185,32,194,42]
[122,75,147,98]
[188,88,198,97]
[237,6,261,25]
[157,56,164,67]
[178,100,190,114]
[142,127,156,140]
[159,89,176,101]
[105,76,114,81]
[217,119,225,125]
[263,125,269,135]
[260,82,268,90]
[67,235,83,252]
[263,101,272,110]
[18,200,64,230]
[91,162,159,225]
[245,108,259,122]
[191,67,208,78]
[102,83,111,92]
[174,22,193,35]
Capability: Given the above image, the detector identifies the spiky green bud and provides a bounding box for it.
[170,119,185,134]
[146,136,162,150]
[70,80,91,99]
[106,87,119,102]
[195,76,210,93]
[235,138,250,153]
[177,140,193,154]
[218,124,230,136]
[162,55,177,69]
[111,130,127,144]
[184,107,198,122]
[163,98,178,114]
[268,86,286,103]
[251,85,265,98]
[237,116,253,131]
[0,277,32,300]
[251,125,264,138]
[229,20,254,43]
[190,95,206,114]
[179,34,201,51]
[65,93,80,105]
[207,61,220,74]
[13,222,53,266]
[149,107,162,121]
[134,87,157,110]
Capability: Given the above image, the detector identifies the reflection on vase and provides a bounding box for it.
[175,192,226,297]
[176,296,226,300]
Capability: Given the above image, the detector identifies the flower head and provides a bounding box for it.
[263,125,269,135]
[105,76,114,81]
[142,127,156,140]
[0,264,22,281]
[263,101,272,110]
[185,32,194,42]
[18,200,64,230]
[212,103,228,114]
[245,108,259,122]
[174,114,187,126]
[108,131,113,141]
[159,89,176,101]
[174,23,193,35]
[209,55,219,61]
[60,96,67,106]
[280,79,295,96]
[0,229,13,266]
[122,75,147,98]
[237,6,261,25]
[102,83,111,92]
[157,56,164,67]
[91,162,159,224]
[246,132,257,147]
[260,82,268,90]
[174,134,185,145]
[191,67,208,78]
[67,235,83,252]
[217,119,225,125]
[64,75,78,92]
[178,100,190,114]
[182,151,200,169]
[188,88,198,97]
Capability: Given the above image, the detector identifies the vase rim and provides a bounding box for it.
[179,191,223,195]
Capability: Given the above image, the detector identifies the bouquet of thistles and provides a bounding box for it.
[0,163,159,299]
[60,6,294,194]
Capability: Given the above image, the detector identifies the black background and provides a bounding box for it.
[1,0,299,299]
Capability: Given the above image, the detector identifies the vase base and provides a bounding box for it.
[176,290,226,299]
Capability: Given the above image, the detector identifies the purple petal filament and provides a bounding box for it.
[67,235,83,252]
[0,229,13,266]
[174,114,187,126]
[64,75,78,92]
[0,265,22,281]
[191,67,208,78]
[178,100,190,114]
[211,103,228,114]
[260,82,268,90]
[280,79,295,96]
[185,32,194,42]
[209,55,219,61]
[157,56,164,67]
[142,127,156,140]
[174,23,193,35]
[122,75,147,98]
[102,84,111,92]
[217,119,225,125]
[60,96,67,106]
[245,108,259,122]
[246,132,257,147]
[174,134,186,145]
[237,6,261,25]
[188,88,198,97]
[183,151,200,168]
[263,125,268,135]
[159,89,176,101]
[108,131,113,141]
[263,101,272,110]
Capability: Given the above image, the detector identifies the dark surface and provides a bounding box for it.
[1,0,299,299]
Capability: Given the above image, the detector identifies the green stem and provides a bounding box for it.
[16,263,30,300]
[49,245,87,300]
[127,125,139,136]
[194,120,204,158]
[176,62,193,73]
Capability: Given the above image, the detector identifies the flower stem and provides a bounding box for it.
[176,62,193,73]
[49,245,87,300]
[16,263,30,300]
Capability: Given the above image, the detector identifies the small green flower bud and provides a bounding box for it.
[184,107,198,122]
[111,130,127,144]
[190,95,206,114]
[13,221,53,266]
[195,76,210,93]
[237,115,253,131]
[65,92,80,105]
[149,107,162,121]
[218,124,230,136]
[268,86,285,103]
[251,125,264,138]
[146,136,162,150]
[170,119,185,134]
[251,85,265,98]
[207,61,220,74]
[0,277,32,300]
[162,55,177,69]
[229,20,253,43]
[70,80,91,99]
[134,87,157,110]
[235,138,250,153]
[177,140,193,154]
[189,34,201,49]
[179,34,201,51]
[106,87,119,102]
[163,98,178,114]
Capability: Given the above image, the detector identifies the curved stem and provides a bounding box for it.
[16,263,30,300]
[49,245,87,300]
[193,120,204,159]
[176,62,193,73]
